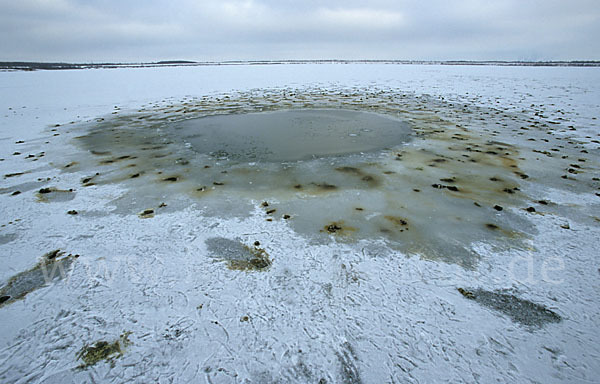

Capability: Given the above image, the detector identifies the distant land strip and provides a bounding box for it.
[1,60,599,71]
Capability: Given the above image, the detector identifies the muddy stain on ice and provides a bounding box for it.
[205,237,272,271]
[0,250,77,308]
[60,89,599,268]
[458,288,561,328]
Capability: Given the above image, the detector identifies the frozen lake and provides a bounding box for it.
[0,63,599,383]
[175,109,411,162]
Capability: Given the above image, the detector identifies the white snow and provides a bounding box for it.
[0,64,599,383]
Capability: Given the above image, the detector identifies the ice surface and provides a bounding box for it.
[0,64,599,383]
[59,88,544,268]
[175,109,411,162]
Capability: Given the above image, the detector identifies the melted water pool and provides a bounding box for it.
[173,109,411,162]
[62,88,558,267]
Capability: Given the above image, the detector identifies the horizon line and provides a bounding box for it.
[2,59,600,71]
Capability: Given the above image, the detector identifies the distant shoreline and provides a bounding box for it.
[1,60,599,71]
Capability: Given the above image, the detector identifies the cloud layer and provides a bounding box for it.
[1,0,598,61]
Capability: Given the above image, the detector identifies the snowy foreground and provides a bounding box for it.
[0,64,599,383]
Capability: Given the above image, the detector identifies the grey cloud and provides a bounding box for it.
[0,0,598,61]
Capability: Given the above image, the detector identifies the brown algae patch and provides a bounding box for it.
[384,216,410,232]
[76,332,132,369]
[4,171,28,178]
[205,237,272,271]
[228,248,271,271]
[0,250,77,308]
[322,221,357,236]
[310,182,339,192]
[36,187,76,202]
[162,175,180,182]
[138,209,155,218]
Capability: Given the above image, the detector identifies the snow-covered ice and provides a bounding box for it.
[0,64,599,383]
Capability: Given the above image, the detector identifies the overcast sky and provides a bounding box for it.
[1,0,598,62]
